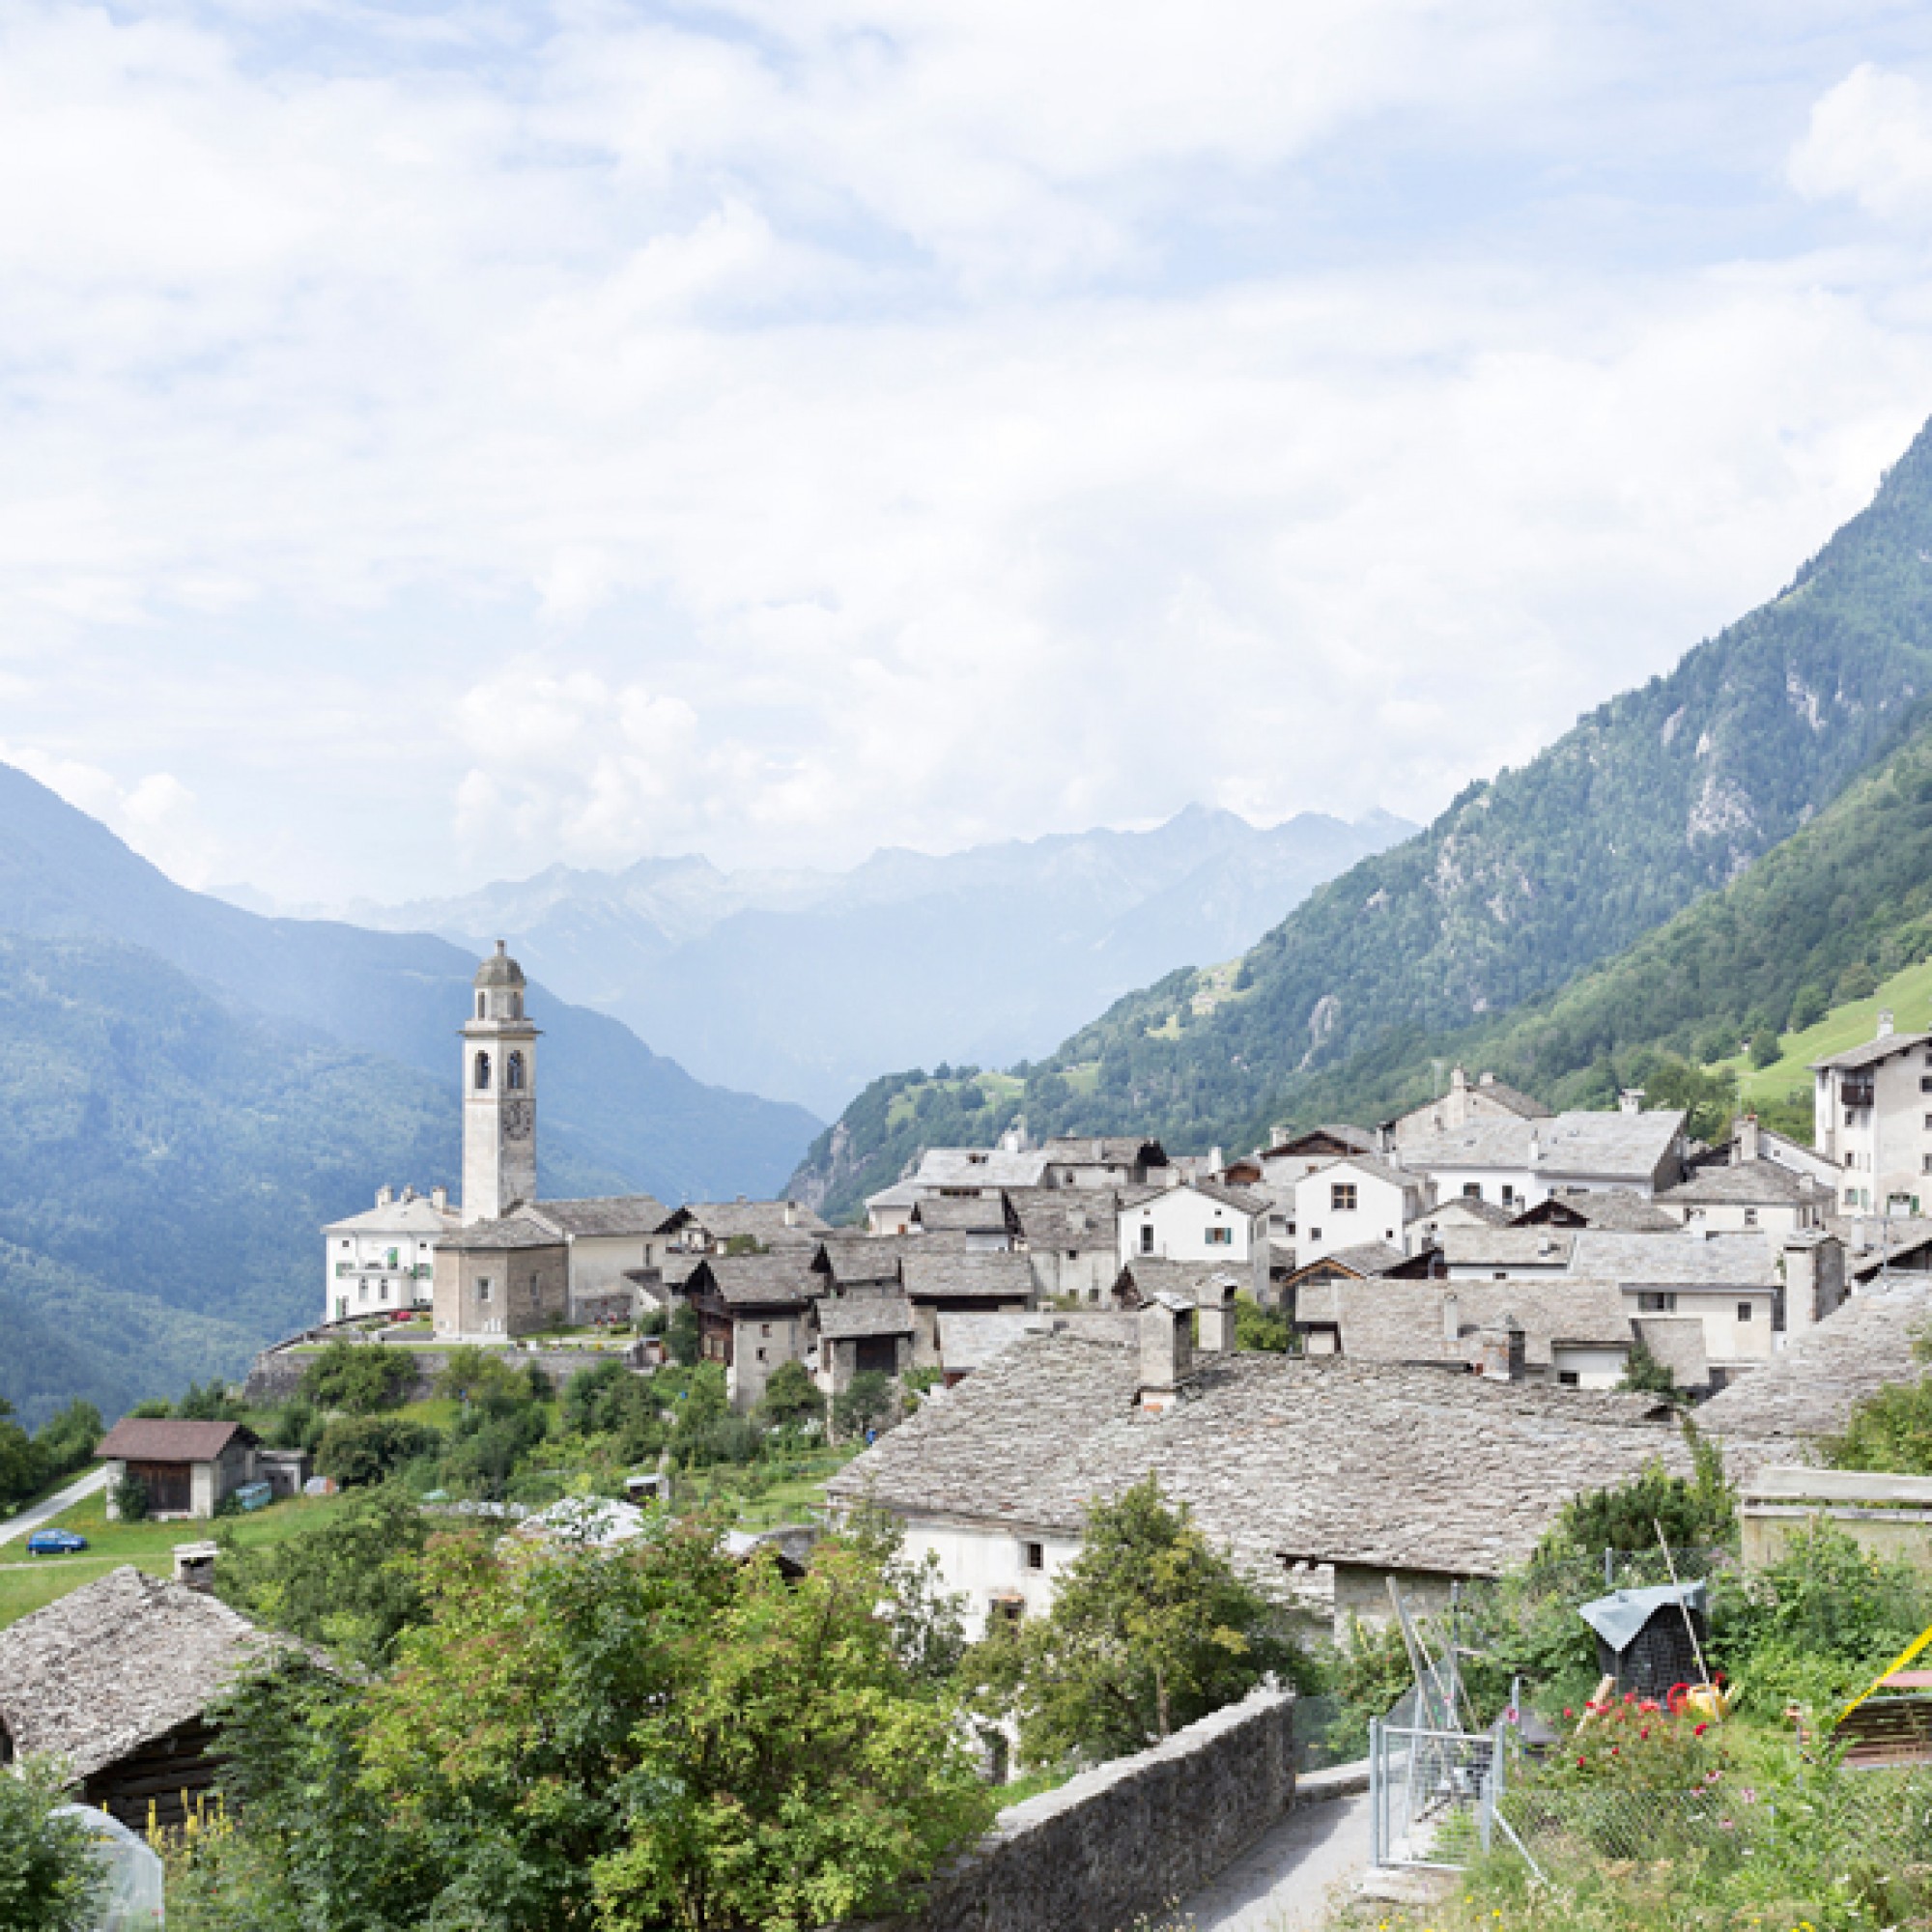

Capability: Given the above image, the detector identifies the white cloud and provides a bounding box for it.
[0,744,216,886]
[1,6,1932,899]
[1791,64,1932,221]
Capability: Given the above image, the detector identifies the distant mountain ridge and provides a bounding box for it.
[341,805,1414,1115]
[792,411,1932,1214]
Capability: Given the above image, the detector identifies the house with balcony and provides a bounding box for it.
[323,1185,458,1323]
[1812,1011,1932,1216]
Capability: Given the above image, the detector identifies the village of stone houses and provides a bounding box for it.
[14,923,1932,1932]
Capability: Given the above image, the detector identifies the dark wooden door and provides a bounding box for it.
[129,1461,190,1513]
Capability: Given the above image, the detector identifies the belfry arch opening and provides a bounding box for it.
[473,1051,492,1091]
[506,1051,526,1092]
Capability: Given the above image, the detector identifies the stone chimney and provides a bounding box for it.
[1441,1291,1462,1346]
[377,1183,394,1208]
[1879,1009,1896,1041]
[173,1541,219,1593]
[1208,1146,1224,1177]
[1618,1089,1645,1116]
[1479,1070,1497,1089]
[783,1200,799,1228]
[1196,1276,1237,1355]
[1138,1293,1195,1413]
[431,1185,448,1213]
[1735,1113,1761,1166]
[1536,1233,1554,1259]
[1477,1314,1527,1383]
[1450,1065,1468,1093]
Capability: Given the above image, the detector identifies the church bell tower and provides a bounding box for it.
[462,941,538,1224]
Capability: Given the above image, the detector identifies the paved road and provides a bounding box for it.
[1181,1792,1375,1931]
[0,1466,108,1548]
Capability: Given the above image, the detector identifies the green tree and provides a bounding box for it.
[1235,1294,1293,1352]
[218,1485,439,1669]
[1789,982,1830,1032]
[1540,1428,1733,1558]
[299,1341,414,1415]
[1821,1370,1932,1474]
[667,1301,701,1367]
[315,1415,439,1490]
[1615,1336,1682,1402]
[112,1471,151,1521]
[0,1396,41,1509]
[982,1475,1309,1766]
[176,1378,248,1421]
[755,1358,825,1430]
[431,1343,521,1406]
[1748,1029,1782,1069]
[32,1399,102,1483]
[0,1757,107,1931]
[833,1370,896,1441]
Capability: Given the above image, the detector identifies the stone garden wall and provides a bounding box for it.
[876,1685,1297,1932]
[242,1337,618,1406]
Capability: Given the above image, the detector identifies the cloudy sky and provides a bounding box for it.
[8,2,1932,901]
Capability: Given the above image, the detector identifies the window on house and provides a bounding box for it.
[1308,1227,1321,1242]
[1637,1292,1676,1313]
[1205,1226,1234,1245]
[1140,1224,1155,1254]
[1557,1371,1579,1388]
[1922,1076,1932,1094]
[477,1278,493,1303]
[1737,1302,1754,1322]
[1022,1541,1044,1571]
[1331,1182,1358,1212]
[1463,1182,1483,1200]
[1743,1208,1758,1228]
[761,1323,772,1338]
[1848,1110,1858,1126]
[1501,1185,1516,1207]
[989,1596,1025,1626]
[1492,1270,1506,1280]
[756,1348,767,1362]
[474,1050,491,1091]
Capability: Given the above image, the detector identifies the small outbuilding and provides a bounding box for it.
[95,1417,261,1520]
[0,1565,297,1829]
[1578,1580,1709,1696]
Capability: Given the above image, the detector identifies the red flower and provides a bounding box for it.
[1577,1756,1587,1768]
[1694,1722,1709,1736]
[1563,1708,1575,1719]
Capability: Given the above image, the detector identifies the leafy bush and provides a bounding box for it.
[1820,1369,1932,1474]
[666,1301,701,1367]
[112,1471,151,1521]
[1541,1430,1734,1557]
[431,1344,522,1406]
[1324,1614,1415,1759]
[0,1758,107,1931]
[299,1342,414,1415]
[755,1358,825,1429]
[833,1370,897,1441]
[316,1415,440,1490]
[1235,1293,1293,1352]
[975,1474,1313,1767]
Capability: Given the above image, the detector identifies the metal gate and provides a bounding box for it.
[1368,1699,1505,1869]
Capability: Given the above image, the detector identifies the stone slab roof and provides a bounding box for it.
[1290,1240,1410,1281]
[939,1310,1139,1373]
[96,1418,253,1464]
[913,1197,1013,1233]
[1113,1260,1248,1306]
[1425,1197,1517,1229]
[1812,1032,1932,1071]
[1439,1228,1576,1268]
[1520,1190,1681,1233]
[1632,1316,1709,1389]
[438,1210,564,1253]
[669,1201,830,1246]
[527,1195,671,1237]
[1401,1110,1684,1182]
[1309,1278,1633,1369]
[1569,1230,1779,1288]
[1657,1162,1825,1208]
[900,1252,1037,1303]
[1006,1187,1120,1251]
[910,1149,1053,1190]
[1700,1281,1932,1444]
[324,1196,457,1236]
[1039,1137,1167,1167]
[816,1293,916,1341]
[0,1567,298,1781]
[828,1338,1697,1581]
[690,1252,823,1310]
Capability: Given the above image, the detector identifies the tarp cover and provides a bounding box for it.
[1577,1580,1708,1653]
[54,1804,164,1929]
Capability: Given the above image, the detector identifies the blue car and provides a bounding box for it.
[25,1528,88,1556]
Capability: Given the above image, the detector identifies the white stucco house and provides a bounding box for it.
[1396,1105,1687,1214]
[1812,1012,1932,1216]
[1117,1179,1269,1300]
[324,1186,458,1323]
[1291,1156,1433,1266]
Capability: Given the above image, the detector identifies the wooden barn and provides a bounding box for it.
[0,1564,295,1829]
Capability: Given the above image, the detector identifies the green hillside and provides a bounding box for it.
[796,411,1932,1215]
[0,935,629,1429]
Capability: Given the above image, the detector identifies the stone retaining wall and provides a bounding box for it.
[242,1342,619,1406]
[894,1686,1297,1932]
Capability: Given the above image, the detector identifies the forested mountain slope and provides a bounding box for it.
[0,763,820,1202]
[794,413,1932,1216]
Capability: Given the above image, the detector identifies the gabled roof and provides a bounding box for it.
[909,1148,1053,1190]
[1112,1259,1247,1307]
[1657,1161,1826,1208]
[1515,1190,1680,1233]
[815,1293,916,1341]
[1039,1136,1168,1168]
[1288,1240,1411,1283]
[1400,1110,1685,1182]
[1568,1229,1780,1288]
[96,1418,254,1464]
[1423,1196,1517,1229]
[1813,1031,1932,1071]
[668,1201,831,1246]
[1266,1124,1378,1157]
[1301,1153,1423,1192]
[437,1210,564,1254]
[0,1567,298,1781]
[1438,1228,1575,1269]
[912,1196,1014,1234]
[899,1252,1037,1304]
[827,1339,1696,1581]
[689,1252,823,1310]
[1005,1187,1120,1250]
[1122,1178,1268,1216]
[526,1195,671,1238]
[324,1196,457,1236]
[1303,1277,1633,1369]
[937,1310,1138,1374]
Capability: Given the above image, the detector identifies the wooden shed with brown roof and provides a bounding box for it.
[95,1417,260,1520]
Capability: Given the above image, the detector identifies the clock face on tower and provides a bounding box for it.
[503,1099,534,1142]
